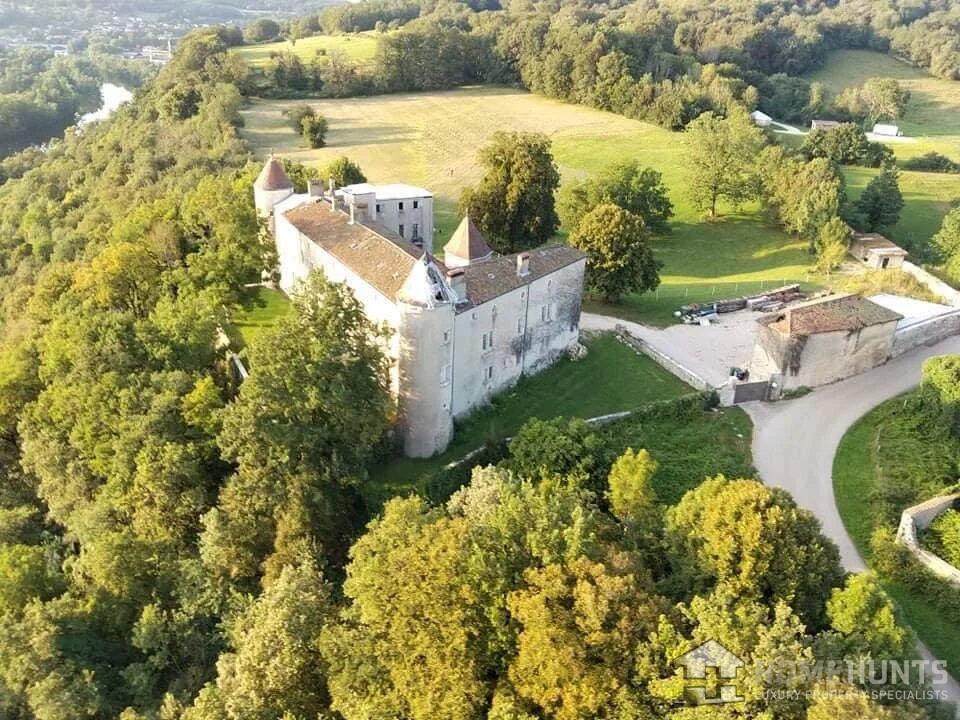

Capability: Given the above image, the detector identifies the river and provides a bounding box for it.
[79,83,133,126]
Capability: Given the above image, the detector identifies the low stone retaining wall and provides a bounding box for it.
[896,492,960,587]
[891,309,960,357]
[902,261,960,306]
[613,325,713,392]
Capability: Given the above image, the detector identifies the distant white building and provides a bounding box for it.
[872,123,902,137]
[750,110,772,127]
[254,158,587,458]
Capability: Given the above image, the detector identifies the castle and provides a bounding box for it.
[254,158,587,457]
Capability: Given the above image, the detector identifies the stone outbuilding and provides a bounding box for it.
[749,294,902,390]
[849,231,908,270]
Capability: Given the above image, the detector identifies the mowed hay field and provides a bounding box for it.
[232,33,380,67]
[805,50,960,252]
[241,86,819,325]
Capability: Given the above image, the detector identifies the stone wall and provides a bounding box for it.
[614,325,713,392]
[902,261,960,306]
[897,493,960,587]
[891,309,960,357]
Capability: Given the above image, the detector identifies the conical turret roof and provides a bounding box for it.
[255,156,294,191]
[444,215,493,262]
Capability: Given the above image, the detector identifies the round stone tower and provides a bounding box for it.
[396,256,456,457]
[253,156,294,226]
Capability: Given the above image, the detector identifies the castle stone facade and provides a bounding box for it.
[254,158,587,457]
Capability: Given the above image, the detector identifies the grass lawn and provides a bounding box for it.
[833,397,960,675]
[803,50,960,256]
[241,87,822,327]
[227,285,292,351]
[232,33,380,67]
[366,332,697,505]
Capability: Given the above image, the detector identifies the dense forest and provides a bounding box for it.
[249,0,960,129]
[0,11,956,720]
[0,47,153,164]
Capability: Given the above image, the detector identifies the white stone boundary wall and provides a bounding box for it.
[896,492,960,587]
[902,261,960,306]
[891,308,960,357]
[612,325,713,392]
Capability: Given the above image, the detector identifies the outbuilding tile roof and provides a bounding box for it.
[761,293,902,335]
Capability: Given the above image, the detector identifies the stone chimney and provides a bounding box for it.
[446,268,466,301]
[328,177,337,212]
[308,179,323,197]
[517,252,531,278]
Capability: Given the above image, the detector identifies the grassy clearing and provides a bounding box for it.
[227,285,292,351]
[804,50,960,256]
[366,332,696,504]
[833,397,960,674]
[241,87,822,326]
[843,166,958,253]
[232,33,380,68]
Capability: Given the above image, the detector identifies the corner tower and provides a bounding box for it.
[253,156,294,227]
[396,256,456,457]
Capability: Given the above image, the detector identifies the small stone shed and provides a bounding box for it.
[749,294,902,390]
[849,231,908,270]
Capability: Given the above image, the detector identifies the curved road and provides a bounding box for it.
[742,334,960,711]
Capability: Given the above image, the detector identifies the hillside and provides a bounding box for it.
[803,50,960,256]
[241,88,820,325]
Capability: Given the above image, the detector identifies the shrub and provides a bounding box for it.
[301,113,329,148]
[924,508,960,567]
[284,103,316,132]
[902,152,960,174]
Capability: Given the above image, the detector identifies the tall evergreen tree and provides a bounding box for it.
[853,166,904,232]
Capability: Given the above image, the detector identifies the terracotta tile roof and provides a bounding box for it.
[761,293,902,335]
[255,157,294,191]
[282,200,423,299]
[445,216,493,262]
[458,245,586,310]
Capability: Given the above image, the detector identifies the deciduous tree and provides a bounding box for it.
[685,110,767,218]
[459,131,560,253]
[558,161,673,235]
[569,203,661,302]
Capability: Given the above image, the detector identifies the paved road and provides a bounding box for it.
[743,334,960,712]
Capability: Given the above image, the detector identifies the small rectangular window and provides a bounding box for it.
[399,201,405,211]
[375,203,381,213]
[442,331,450,345]
[398,224,404,237]
[413,223,419,239]
[440,364,451,385]
[413,200,419,209]
[481,331,493,351]
[485,366,494,381]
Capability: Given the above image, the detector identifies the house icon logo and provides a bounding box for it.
[675,640,746,706]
